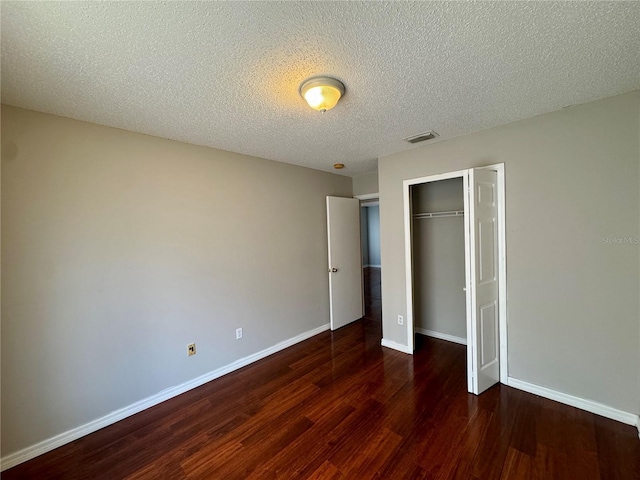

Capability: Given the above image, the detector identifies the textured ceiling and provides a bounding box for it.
[2,2,639,176]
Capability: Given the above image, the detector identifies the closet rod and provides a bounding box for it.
[413,210,464,219]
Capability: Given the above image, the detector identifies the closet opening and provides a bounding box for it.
[411,178,467,346]
[402,165,507,395]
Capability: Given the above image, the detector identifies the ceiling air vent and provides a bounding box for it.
[404,131,439,144]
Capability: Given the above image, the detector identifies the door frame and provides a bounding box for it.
[354,193,379,201]
[402,163,507,390]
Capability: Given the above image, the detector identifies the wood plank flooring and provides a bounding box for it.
[4,280,640,478]
[363,267,381,322]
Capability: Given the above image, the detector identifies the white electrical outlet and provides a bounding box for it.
[187,343,196,356]
[397,315,404,325]
[236,327,243,340]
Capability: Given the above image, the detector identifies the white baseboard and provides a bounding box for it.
[507,377,639,427]
[381,338,413,354]
[415,328,467,346]
[0,323,330,472]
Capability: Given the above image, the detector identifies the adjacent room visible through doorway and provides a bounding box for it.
[360,201,381,322]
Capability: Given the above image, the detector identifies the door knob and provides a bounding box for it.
[329,267,338,272]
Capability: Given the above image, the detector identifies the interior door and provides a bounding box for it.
[326,196,363,330]
[468,168,500,394]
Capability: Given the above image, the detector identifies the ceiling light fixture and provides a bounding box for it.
[300,77,345,113]
[333,163,345,170]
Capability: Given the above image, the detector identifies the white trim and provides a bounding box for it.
[0,323,331,472]
[415,328,467,346]
[463,172,473,392]
[381,338,413,354]
[354,192,379,200]
[404,169,469,187]
[507,377,639,427]
[361,200,379,207]
[402,180,414,353]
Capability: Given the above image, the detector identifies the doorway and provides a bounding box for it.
[360,199,381,322]
[403,164,507,395]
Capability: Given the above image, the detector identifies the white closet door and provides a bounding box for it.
[468,168,500,394]
[326,196,363,330]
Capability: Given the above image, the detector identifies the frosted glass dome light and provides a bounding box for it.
[300,77,345,113]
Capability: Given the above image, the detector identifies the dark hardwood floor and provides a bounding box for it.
[5,273,640,479]
[363,267,381,322]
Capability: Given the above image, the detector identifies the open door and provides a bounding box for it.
[468,168,500,394]
[327,196,364,330]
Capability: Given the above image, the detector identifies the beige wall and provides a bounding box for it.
[352,171,378,196]
[1,106,352,456]
[379,91,640,414]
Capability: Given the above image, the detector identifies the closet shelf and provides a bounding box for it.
[413,210,464,219]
